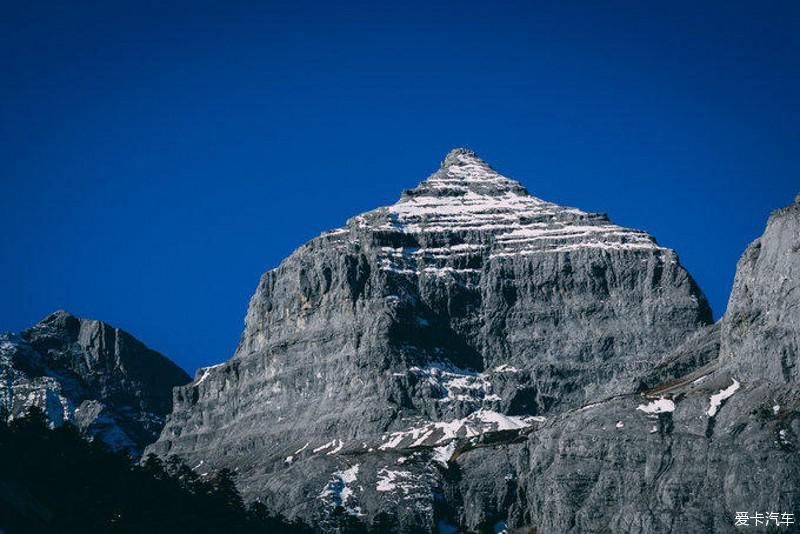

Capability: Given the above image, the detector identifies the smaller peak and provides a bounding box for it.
[22,309,82,341]
[444,147,477,158]
[41,309,78,323]
[441,147,487,169]
[36,310,82,332]
[772,193,800,219]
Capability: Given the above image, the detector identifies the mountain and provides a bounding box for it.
[146,149,738,531]
[0,310,190,456]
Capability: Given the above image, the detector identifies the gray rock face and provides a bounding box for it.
[450,379,800,533]
[445,195,800,532]
[148,149,721,531]
[722,197,800,383]
[0,310,190,455]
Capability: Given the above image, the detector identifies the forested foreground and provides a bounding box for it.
[0,408,312,533]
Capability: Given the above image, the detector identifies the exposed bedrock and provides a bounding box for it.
[147,150,797,533]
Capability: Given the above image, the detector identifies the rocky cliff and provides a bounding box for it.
[722,196,800,383]
[440,194,800,532]
[0,310,190,455]
[147,149,740,531]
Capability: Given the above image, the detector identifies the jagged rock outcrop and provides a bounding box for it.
[148,149,717,531]
[0,310,190,455]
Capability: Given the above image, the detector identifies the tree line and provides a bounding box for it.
[0,407,312,533]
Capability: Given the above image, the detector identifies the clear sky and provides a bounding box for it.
[2,1,797,374]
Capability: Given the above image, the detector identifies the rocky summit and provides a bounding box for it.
[144,148,800,533]
[0,310,190,456]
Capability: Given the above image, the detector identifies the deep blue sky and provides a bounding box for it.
[2,1,797,374]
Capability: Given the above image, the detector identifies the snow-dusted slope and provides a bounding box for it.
[375,149,661,251]
[319,149,667,281]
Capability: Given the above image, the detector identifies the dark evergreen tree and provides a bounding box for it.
[0,409,313,533]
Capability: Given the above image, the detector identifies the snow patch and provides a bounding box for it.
[707,379,740,417]
[432,441,457,466]
[376,468,418,495]
[319,465,361,515]
[637,398,675,415]
[379,409,539,451]
[408,363,498,405]
[313,439,343,454]
[194,363,224,385]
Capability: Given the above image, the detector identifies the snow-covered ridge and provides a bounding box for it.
[336,150,668,275]
[385,190,559,235]
[378,409,544,451]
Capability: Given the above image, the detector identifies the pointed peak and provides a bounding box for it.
[771,192,800,220]
[412,149,530,199]
[22,310,82,342]
[441,147,485,167]
[47,309,75,318]
[40,309,79,325]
